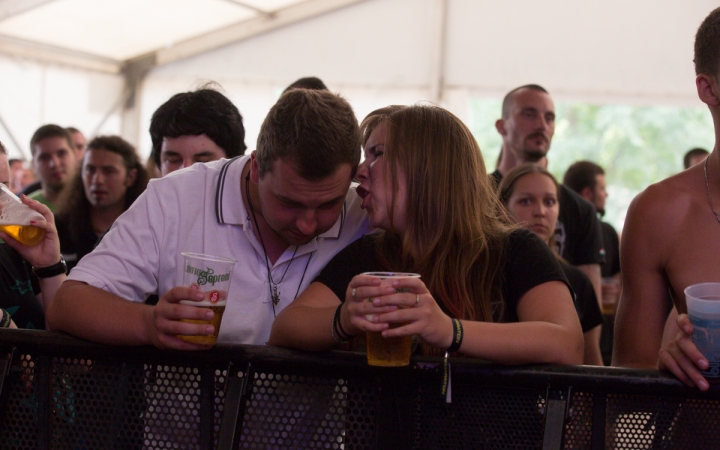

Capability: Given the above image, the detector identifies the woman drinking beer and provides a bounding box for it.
[269,105,583,365]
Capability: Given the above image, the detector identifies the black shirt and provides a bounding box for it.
[0,243,44,329]
[560,262,603,332]
[55,216,102,272]
[600,221,621,277]
[314,228,571,323]
[491,170,604,266]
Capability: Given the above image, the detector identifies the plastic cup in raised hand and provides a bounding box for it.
[177,252,236,345]
[685,282,720,382]
[361,272,421,367]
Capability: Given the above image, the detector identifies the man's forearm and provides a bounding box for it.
[46,281,153,346]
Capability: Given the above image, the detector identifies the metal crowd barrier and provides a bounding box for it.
[1,328,720,449]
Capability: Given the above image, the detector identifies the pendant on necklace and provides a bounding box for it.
[271,284,281,306]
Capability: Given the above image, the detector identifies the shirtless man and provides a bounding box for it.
[612,7,720,391]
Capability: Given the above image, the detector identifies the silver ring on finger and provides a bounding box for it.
[351,288,357,301]
[415,294,420,306]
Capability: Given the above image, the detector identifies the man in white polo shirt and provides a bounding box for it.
[47,89,371,348]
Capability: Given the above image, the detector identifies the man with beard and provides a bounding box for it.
[47,89,371,349]
[491,85,604,308]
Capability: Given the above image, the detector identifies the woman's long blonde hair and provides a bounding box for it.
[361,105,513,322]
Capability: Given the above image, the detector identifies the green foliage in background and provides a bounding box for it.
[467,98,715,231]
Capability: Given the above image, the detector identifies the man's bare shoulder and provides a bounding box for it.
[629,166,703,226]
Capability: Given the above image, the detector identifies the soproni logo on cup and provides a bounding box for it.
[186,265,231,286]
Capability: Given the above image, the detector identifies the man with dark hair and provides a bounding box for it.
[564,161,620,365]
[54,136,149,271]
[563,161,619,279]
[283,76,328,93]
[149,88,247,177]
[27,124,78,211]
[614,7,720,391]
[66,127,87,160]
[48,89,370,349]
[492,85,605,306]
[683,147,709,169]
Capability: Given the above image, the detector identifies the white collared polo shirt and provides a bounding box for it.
[68,155,371,345]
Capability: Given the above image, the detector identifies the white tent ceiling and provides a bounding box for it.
[0,0,717,159]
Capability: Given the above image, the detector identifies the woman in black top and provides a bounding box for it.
[269,105,582,365]
[498,163,603,365]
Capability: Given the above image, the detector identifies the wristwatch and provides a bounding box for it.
[32,256,67,278]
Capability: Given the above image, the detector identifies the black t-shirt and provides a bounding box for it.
[55,216,102,272]
[556,185,604,266]
[600,221,621,277]
[314,228,571,323]
[0,243,44,329]
[560,261,602,332]
[491,170,604,266]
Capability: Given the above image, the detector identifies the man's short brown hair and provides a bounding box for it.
[695,7,720,77]
[563,160,605,194]
[255,89,360,180]
[29,124,73,156]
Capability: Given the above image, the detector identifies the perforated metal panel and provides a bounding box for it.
[607,393,720,449]
[3,331,720,450]
[237,371,359,449]
[144,364,204,448]
[0,353,37,449]
[414,380,546,449]
[563,390,593,448]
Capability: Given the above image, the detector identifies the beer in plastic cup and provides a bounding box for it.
[361,272,420,367]
[0,184,46,246]
[177,252,236,345]
[685,282,720,382]
[601,277,620,315]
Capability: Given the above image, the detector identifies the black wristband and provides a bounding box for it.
[447,318,463,353]
[331,304,349,344]
[1,309,11,328]
[32,256,67,279]
[335,304,354,340]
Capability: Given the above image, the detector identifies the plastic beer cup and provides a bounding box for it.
[0,184,46,246]
[362,272,421,367]
[685,282,720,382]
[177,252,236,345]
[601,277,620,315]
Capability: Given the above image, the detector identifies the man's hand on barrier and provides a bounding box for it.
[658,313,709,391]
[149,286,215,350]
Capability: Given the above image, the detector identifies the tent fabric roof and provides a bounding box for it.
[0,0,718,160]
[0,0,361,73]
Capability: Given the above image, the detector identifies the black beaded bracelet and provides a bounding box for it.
[335,305,354,341]
[447,318,463,353]
[331,304,349,344]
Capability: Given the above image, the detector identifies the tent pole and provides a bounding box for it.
[429,0,448,105]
